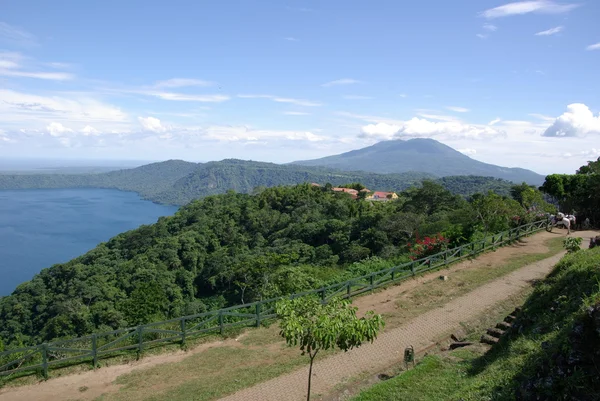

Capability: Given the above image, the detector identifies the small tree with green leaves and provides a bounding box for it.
[563,237,582,253]
[276,296,384,401]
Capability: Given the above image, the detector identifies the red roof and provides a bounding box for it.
[372,191,392,198]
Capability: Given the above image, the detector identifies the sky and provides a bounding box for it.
[1,0,599,175]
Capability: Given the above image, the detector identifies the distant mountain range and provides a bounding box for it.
[0,158,515,206]
[292,138,545,186]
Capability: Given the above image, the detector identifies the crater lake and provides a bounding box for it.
[0,188,178,296]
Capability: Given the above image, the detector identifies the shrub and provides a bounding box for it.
[563,237,582,253]
[407,233,449,260]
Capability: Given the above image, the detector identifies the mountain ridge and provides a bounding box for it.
[292,138,545,185]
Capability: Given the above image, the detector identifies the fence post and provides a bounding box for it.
[411,261,415,276]
[92,334,98,369]
[369,274,374,290]
[391,269,395,281]
[444,250,448,265]
[255,303,261,328]
[180,319,186,348]
[219,311,224,335]
[41,343,49,380]
[347,281,351,296]
[137,326,143,360]
[320,289,326,303]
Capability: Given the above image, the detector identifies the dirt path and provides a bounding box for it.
[1,230,596,401]
[218,231,598,401]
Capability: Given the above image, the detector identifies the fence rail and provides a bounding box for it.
[0,220,548,380]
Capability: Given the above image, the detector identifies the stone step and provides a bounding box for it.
[505,315,517,323]
[486,328,504,338]
[496,321,512,330]
[449,342,473,350]
[480,334,499,345]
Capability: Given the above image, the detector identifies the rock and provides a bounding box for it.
[505,315,517,323]
[440,275,449,281]
[451,333,465,342]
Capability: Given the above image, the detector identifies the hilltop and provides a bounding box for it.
[292,138,545,186]
[0,159,516,205]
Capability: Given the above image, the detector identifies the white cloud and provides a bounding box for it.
[360,118,504,141]
[446,106,470,113]
[529,113,555,122]
[81,125,100,135]
[154,92,229,102]
[46,122,73,137]
[459,148,477,155]
[202,126,327,143]
[542,103,600,137]
[489,118,502,125]
[481,1,579,19]
[0,69,73,80]
[138,116,170,133]
[343,95,373,100]
[535,26,563,36]
[416,111,461,122]
[586,43,600,51]
[153,78,215,88]
[321,78,361,87]
[476,33,489,39]
[399,93,408,98]
[283,111,310,115]
[0,89,129,130]
[237,94,322,107]
[483,23,498,31]
[284,37,298,41]
[0,22,37,46]
[0,51,73,80]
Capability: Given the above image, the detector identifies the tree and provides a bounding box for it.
[276,297,384,401]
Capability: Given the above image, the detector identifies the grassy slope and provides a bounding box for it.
[352,246,600,401]
[88,237,565,401]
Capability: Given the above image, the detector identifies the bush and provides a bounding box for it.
[563,237,582,253]
[407,233,449,260]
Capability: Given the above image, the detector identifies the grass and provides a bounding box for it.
[94,326,337,401]
[352,247,600,401]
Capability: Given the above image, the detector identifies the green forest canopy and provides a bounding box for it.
[0,181,553,347]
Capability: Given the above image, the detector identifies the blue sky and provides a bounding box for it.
[1,0,599,174]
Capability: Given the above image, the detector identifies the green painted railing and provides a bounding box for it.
[0,220,548,381]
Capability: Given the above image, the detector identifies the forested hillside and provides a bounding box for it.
[0,159,518,206]
[0,182,554,347]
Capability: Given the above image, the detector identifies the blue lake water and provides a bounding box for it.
[0,189,178,296]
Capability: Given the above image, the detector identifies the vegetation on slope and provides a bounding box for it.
[0,182,553,347]
[1,158,524,206]
[541,156,600,226]
[353,246,600,401]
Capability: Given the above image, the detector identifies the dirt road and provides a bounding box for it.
[1,230,596,401]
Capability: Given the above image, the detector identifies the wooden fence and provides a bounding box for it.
[0,219,548,381]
